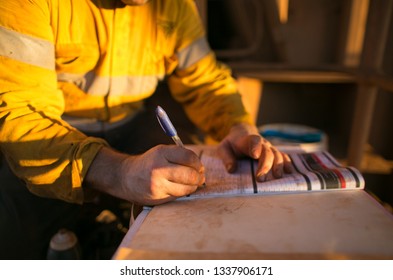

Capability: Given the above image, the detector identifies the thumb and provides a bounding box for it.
[238,134,263,159]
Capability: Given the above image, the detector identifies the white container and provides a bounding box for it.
[259,123,328,153]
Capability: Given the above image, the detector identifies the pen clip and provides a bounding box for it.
[155,106,177,137]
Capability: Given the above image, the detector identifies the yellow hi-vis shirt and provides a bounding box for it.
[0,0,252,203]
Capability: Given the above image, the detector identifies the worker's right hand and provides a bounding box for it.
[86,145,205,205]
[119,145,205,205]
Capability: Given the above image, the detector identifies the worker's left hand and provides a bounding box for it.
[217,123,292,181]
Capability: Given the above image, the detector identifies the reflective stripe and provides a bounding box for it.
[62,107,143,134]
[176,37,210,70]
[109,75,164,96]
[0,26,54,70]
[58,72,164,96]
[57,72,87,88]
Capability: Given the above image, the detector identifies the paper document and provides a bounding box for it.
[186,145,364,200]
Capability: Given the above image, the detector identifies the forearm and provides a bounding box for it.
[84,146,131,201]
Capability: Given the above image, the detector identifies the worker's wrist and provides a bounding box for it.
[229,122,259,136]
[85,146,130,200]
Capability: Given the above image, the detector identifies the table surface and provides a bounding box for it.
[113,190,393,260]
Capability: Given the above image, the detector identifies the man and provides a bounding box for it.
[0,0,291,259]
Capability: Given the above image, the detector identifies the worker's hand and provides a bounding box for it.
[120,145,205,205]
[217,123,292,181]
[86,145,205,206]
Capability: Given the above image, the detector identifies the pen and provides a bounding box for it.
[155,105,206,188]
[155,106,184,147]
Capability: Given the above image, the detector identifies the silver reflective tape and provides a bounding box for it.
[57,72,87,88]
[0,26,54,70]
[58,71,164,96]
[87,75,110,96]
[109,75,163,96]
[177,37,210,70]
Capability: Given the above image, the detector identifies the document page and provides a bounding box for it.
[185,145,364,200]
[188,146,255,198]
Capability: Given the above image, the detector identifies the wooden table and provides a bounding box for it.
[113,190,393,260]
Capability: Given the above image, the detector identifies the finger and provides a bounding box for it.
[166,164,205,187]
[145,195,177,206]
[265,169,275,181]
[234,134,265,159]
[271,147,284,178]
[166,182,199,198]
[282,152,294,173]
[143,170,202,205]
[162,145,204,173]
[217,141,238,173]
[256,144,274,182]
[161,178,200,198]
[245,135,263,159]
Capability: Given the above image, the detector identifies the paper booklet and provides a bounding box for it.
[184,145,365,200]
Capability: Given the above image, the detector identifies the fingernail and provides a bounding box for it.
[250,138,261,159]
[198,174,206,186]
[226,163,234,173]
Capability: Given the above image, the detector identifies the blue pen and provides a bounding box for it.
[155,106,184,147]
[156,106,206,188]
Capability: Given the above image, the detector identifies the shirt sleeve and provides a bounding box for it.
[167,0,253,141]
[0,0,108,204]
